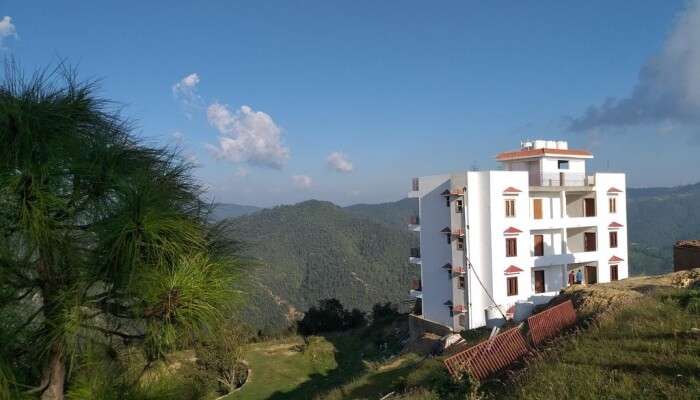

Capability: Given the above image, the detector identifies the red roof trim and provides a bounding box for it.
[609,255,624,263]
[504,226,522,234]
[607,187,623,193]
[503,186,522,194]
[609,222,624,228]
[504,265,524,274]
[496,148,593,161]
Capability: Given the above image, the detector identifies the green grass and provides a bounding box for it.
[229,281,700,400]
[487,287,700,400]
[226,336,337,399]
[227,315,430,400]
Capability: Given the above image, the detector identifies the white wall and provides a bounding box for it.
[485,171,532,325]
[595,173,629,281]
[541,157,586,175]
[417,175,453,328]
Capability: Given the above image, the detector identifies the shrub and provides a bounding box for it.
[298,298,367,335]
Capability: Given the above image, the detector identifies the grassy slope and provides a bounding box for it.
[231,272,700,400]
[228,316,423,400]
[481,272,700,400]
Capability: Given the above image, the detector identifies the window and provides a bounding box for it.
[449,306,453,317]
[533,234,544,256]
[445,196,450,207]
[458,314,466,327]
[447,234,451,244]
[609,231,618,248]
[609,197,617,213]
[610,265,619,281]
[457,237,465,250]
[505,199,515,217]
[456,199,464,213]
[558,160,569,170]
[506,238,517,257]
[507,277,518,296]
[457,276,465,289]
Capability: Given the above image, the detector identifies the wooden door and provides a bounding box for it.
[584,198,596,217]
[534,234,544,256]
[584,232,596,252]
[585,265,597,284]
[533,199,543,219]
[610,265,619,281]
[534,270,545,293]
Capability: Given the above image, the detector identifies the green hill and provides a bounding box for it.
[344,198,418,229]
[627,183,700,275]
[211,203,261,221]
[227,200,418,333]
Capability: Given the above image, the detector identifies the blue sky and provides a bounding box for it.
[3,0,700,206]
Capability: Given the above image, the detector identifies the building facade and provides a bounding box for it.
[408,140,628,331]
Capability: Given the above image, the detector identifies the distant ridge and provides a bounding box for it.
[210,203,261,221]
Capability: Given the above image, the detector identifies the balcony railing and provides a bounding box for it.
[529,172,594,187]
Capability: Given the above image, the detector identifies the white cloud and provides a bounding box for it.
[172,73,202,114]
[292,174,312,189]
[326,151,353,173]
[0,16,18,48]
[205,103,290,169]
[172,131,185,145]
[568,1,700,132]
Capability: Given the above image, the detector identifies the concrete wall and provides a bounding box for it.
[417,174,453,329]
[595,173,628,281]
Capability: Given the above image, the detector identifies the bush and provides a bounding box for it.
[298,298,367,335]
[397,359,477,400]
[372,302,401,325]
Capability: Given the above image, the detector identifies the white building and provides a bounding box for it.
[408,140,628,332]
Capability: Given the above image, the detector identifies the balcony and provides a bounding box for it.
[408,215,420,232]
[409,247,421,264]
[408,178,420,198]
[529,172,595,188]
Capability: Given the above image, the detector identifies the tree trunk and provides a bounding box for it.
[40,344,65,400]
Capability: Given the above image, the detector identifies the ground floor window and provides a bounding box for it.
[610,264,619,281]
[507,276,518,296]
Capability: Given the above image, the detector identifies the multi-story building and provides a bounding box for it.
[408,140,628,332]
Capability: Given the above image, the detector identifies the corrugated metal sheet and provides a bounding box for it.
[527,300,577,346]
[443,327,529,380]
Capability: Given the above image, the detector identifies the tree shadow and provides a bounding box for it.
[265,303,410,400]
[265,331,370,400]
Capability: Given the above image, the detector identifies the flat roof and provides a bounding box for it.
[496,148,593,161]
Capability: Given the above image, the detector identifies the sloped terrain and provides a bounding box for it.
[227,200,419,333]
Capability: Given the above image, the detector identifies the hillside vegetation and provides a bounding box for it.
[230,269,700,400]
[226,200,419,333]
[627,182,700,275]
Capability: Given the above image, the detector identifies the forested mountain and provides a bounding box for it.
[210,203,261,220]
[344,197,418,229]
[223,182,700,333]
[627,182,700,275]
[226,200,419,334]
